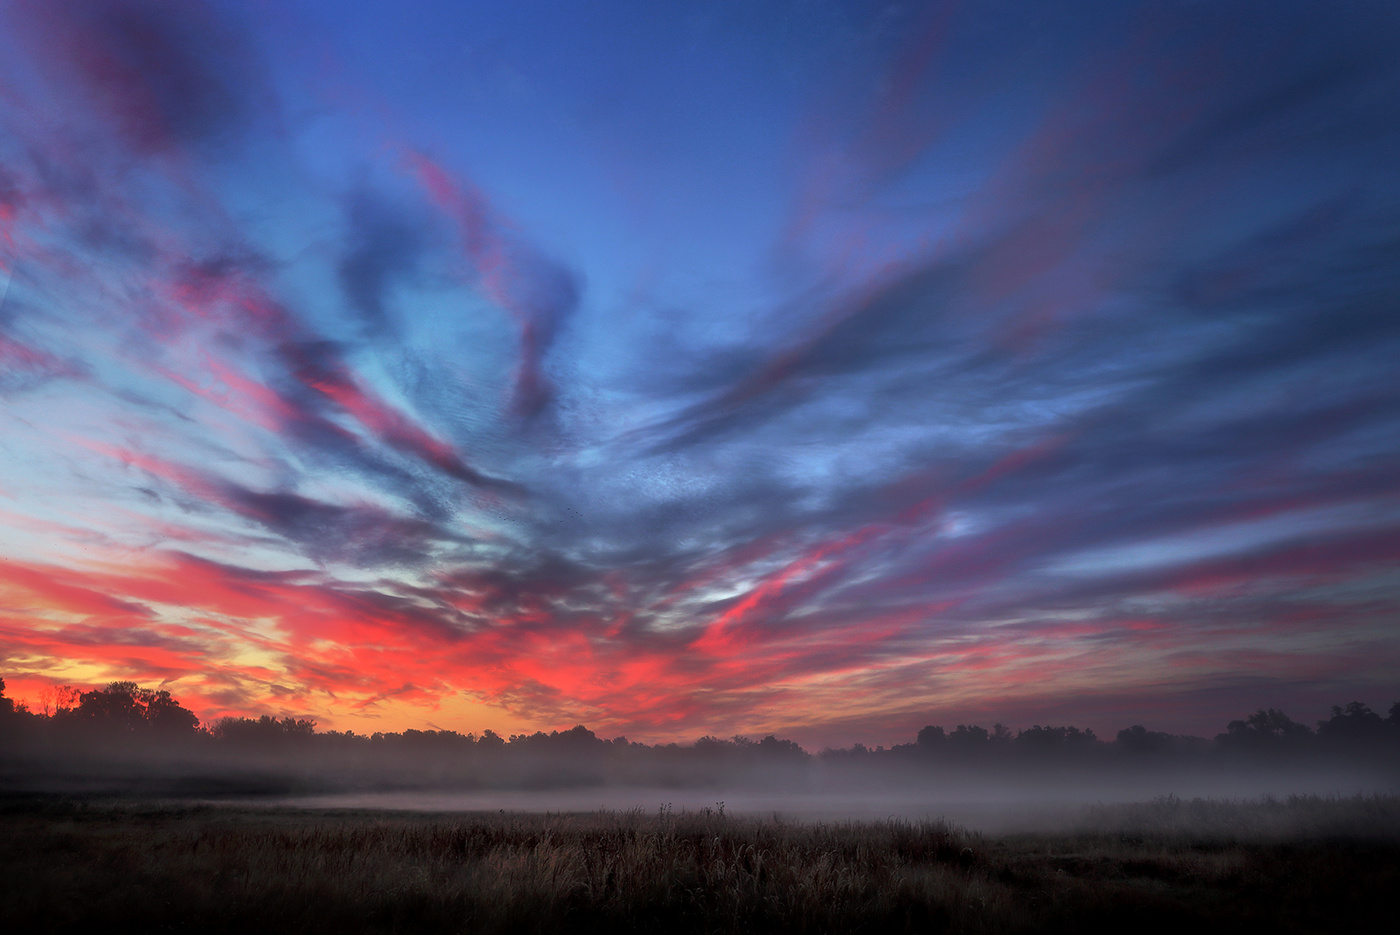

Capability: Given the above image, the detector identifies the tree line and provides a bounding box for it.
[3,676,1398,769]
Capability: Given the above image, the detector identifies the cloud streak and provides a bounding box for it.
[1,1,1398,746]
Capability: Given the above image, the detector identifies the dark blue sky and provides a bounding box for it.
[1,1,1398,746]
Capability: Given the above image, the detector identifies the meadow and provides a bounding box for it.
[2,794,1397,933]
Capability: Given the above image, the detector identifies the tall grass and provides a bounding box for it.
[2,795,1397,933]
[1074,792,1400,840]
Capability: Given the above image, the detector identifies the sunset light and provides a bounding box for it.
[2,0,1398,750]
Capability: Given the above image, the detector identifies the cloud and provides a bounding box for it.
[0,0,1397,744]
[338,184,429,337]
[0,561,152,619]
[407,152,582,419]
[0,329,87,395]
[9,0,264,156]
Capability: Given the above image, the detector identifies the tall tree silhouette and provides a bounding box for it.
[70,682,198,733]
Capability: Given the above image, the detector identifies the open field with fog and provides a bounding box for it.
[3,794,1398,934]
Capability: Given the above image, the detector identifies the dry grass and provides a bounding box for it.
[1,795,1397,933]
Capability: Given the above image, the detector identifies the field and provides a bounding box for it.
[2,794,1398,933]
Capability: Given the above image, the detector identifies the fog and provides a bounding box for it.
[5,684,1397,833]
[8,741,1390,835]
[247,760,1394,835]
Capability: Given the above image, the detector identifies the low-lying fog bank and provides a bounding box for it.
[5,682,1397,833]
[251,768,1400,834]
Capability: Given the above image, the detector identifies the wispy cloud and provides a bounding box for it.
[1,1,1397,745]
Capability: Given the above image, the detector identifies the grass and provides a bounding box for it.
[1,794,1397,933]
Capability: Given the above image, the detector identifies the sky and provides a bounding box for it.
[1,0,1398,749]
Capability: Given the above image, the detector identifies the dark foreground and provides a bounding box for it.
[2,795,1398,934]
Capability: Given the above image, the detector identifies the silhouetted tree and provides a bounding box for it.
[1317,701,1386,746]
[212,715,316,748]
[916,725,946,749]
[46,682,199,744]
[1115,725,1174,754]
[1014,725,1099,758]
[1216,708,1312,750]
[0,677,31,746]
[72,681,146,730]
[947,724,989,756]
[757,734,806,761]
[144,689,200,733]
[39,684,81,717]
[387,728,473,753]
[556,725,602,750]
